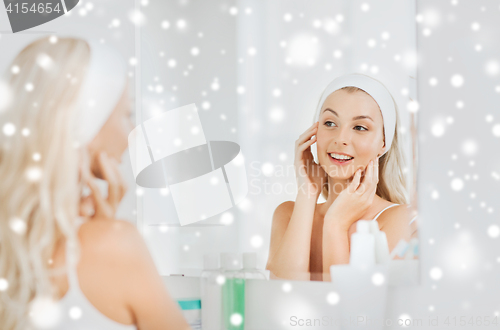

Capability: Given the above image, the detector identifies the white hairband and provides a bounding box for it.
[312,73,396,159]
[73,40,127,145]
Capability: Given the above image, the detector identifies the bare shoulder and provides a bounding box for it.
[75,218,154,324]
[377,204,413,252]
[271,200,296,230]
[273,201,295,220]
[78,218,152,280]
[79,218,144,257]
[76,218,190,328]
[377,204,413,229]
[79,217,138,237]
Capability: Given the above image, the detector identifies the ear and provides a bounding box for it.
[377,138,386,157]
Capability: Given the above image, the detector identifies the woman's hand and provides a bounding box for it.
[294,121,327,198]
[79,151,128,219]
[324,156,379,231]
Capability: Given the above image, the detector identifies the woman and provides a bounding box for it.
[266,73,417,281]
[0,37,190,329]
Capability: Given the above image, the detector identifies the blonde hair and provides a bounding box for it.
[0,37,90,329]
[319,85,409,205]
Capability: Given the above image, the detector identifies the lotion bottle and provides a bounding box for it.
[369,221,390,264]
[349,220,376,268]
[201,254,222,330]
[220,253,245,330]
[242,253,266,280]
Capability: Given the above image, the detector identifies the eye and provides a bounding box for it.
[324,121,336,128]
[354,125,368,131]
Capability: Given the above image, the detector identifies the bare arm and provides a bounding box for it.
[266,193,317,280]
[120,223,190,330]
[267,121,326,280]
[322,222,350,281]
[379,205,413,258]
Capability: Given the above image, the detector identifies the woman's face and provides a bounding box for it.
[87,85,134,169]
[316,89,386,179]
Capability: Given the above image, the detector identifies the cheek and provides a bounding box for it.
[315,129,330,151]
[352,135,380,159]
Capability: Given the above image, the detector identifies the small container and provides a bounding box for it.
[242,253,266,280]
[404,238,419,260]
[389,239,409,259]
[349,220,375,268]
[177,299,202,330]
[369,222,390,264]
[221,253,245,330]
[162,276,201,330]
[412,238,419,257]
[201,254,222,330]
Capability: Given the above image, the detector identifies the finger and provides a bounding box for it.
[104,156,121,209]
[78,151,100,217]
[371,157,378,183]
[98,152,120,208]
[357,160,373,194]
[369,159,378,193]
[297,136,316,159]
[368,159,374,180]
[111,158,128,201]
[79,196,95,217]
[297,126,318,146]
[298,135,316,152]
[369,159,378,195]
[79,151,92,185]
[108,157,126,202]
[107,156,126,204]
[86,178,109,218]
[348,169,362,193]
[296,137,316,167]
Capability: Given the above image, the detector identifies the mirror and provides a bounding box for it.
[136,0,419,284]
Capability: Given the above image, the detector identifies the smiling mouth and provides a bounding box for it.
[328,153,354,165]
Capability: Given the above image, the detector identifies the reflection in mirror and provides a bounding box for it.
[266,76,419,282]
[138,0,419,286]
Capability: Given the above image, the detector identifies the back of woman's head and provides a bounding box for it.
[0,36,91,330]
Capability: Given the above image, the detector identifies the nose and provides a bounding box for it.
[335,126,350,146]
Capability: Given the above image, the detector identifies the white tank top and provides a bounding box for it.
[371,203,417,225]
[50,220,138,330]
